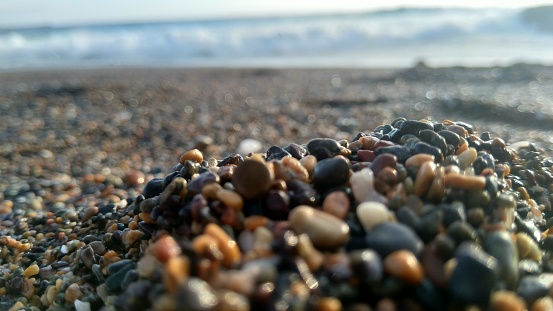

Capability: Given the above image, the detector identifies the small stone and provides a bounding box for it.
[350,168,386,204]
[517,275,553,306]
[0,200,13,215]
[384,250,424,284]
[266,145,291,161]
[312,158,350,190]
[80,246,96,269]
[74,299,92,311]
[356,201,391,231]
[322,191,350,219]
[289,205,350,249]
[284,143,307,160]
[232,159,272,200]
[81,206,99,223]
[65,283,83,303]
[137,254,161,279]
[366,222,423,258]
[444,173,486,190]
[107,259,134,275]
[316,297,342,311]
[89,240,106,255]
[516,232,542,262]
[164,255,190,294]
[399,120,434,136]
[405,154,435,168]
[370,154,397,176]
[23,264,39,277]
[449,242,499,306]
[490,290,527,311]
[350,249,384,284]
[121,229,143,248]
[413,161,436,196]
[124,170,145,186]
[142,178,164,199]
[205,223,241,268]
[154,235,182,263]
[375,145,411,163]
[458,147,478,169]
[179,148,204,164]
[307,138,342,161]
[532,297,553,311]
[237,138,263,155]
[484,231,519,289]
[216,188,244,210]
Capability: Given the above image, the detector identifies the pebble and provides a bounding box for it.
[384,250,424,284]
[413,160,436,196]
[490,290,527,311]
[289,205,350,249]
[231,159,272,200]
[216,188,244,210]
[154,235,182,263]
[365,222,423,258]
[65,283,83,303]
[350,168,386,204]
[458,147,478,169]
[307,138,342,161]
[322,191,350,219]
[356,201,391,230]
[205,223,241,268]
[23,264,39,277]
[312,158,350,190]
[179,148,204,164]
[237,138,262,155]
[484,231,519,289]
[444,173,486,190]
[449,243,499,306]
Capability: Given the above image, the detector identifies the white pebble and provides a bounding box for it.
[74,299,91,311]
[356,201,391,230]
[350,168,387,204]
[237,139,262,155]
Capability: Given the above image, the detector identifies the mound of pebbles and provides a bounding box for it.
[3,117,553,311]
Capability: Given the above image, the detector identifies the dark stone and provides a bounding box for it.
[264,190,290,220]
[410,142,443,162]
[449,242,498,306]
[105,263,136,292]
[396,207,420,229]
[483,231,519,289]
[374,145,411,163]
[519,259,541,277]
[369,153,397,176]
[517,275,553,305]
[313,158,350,190]
[365,222,423,258]
[162,171,180,190]
[266,145,291,161]
[446,221,477,246]
[430,135,448,157]
[287,180,317,208]
[543,235,553,252]
[98,203,116,215]
[107,259,135,275]
[349,249,383,284]
[415,209,442,243]
[399,120,434,137]
[438,130,461,148]
[80,246,96,269]
[307,138,342,161]
[415,279,446,311]
[419,129,439,144]
[218,153,244,166]
[439,202,466,228]
[284,143,307,160]
[187,171,220,197]
[142,178,164,199]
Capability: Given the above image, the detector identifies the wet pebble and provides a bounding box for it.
[313,158,350,190]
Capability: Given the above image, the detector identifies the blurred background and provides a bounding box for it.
[1,0,553,70]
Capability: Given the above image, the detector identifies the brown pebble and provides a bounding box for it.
[124,170,146,186]
[322,191,350,220]
[490,290,526,311]
[405,154,435,168]
[65,283,83,303]
[121,229,143,247]
[179,148,204,164]
[243,215,270,231]
[297,234,324,272]
[444,173,485,190]
[202,183,222,200]
[192,234,223,260]
[216,189,244,210]
[289,205,349,249]
[205,223,241,268]
[359,136,379,150]
[299,155,317,177]
[532,296,553,311]
[0,200,13,215]
[23,264,39,277]
[413,161,436,196]
[232,159,272,200]
[316,297,342,311]
[155,235,182,263]
[377,167,398,186]
[384,250,424,284]
[163,255,190,294]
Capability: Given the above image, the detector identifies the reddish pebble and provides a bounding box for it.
[384,250,424,284]
[370,153,397,176]
[179,148,204,164]
[124,170,145,186]
[357,149,376,162]
[154,235,182,263]
[322,191,350,219]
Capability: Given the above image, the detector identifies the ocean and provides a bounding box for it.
[2,6,553,70]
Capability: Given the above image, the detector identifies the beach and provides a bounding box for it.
[2,64,553,310]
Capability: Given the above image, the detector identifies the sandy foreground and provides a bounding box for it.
[1,64,553,181]
[1,64,553,310]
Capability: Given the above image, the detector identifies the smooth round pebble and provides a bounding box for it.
[231,159,272,200]
[356,201,391,231]
[384,250,424,284]
[313,158,350,190]
[366,222,423,258]
[289,205,350,249]
[322,191,350,219]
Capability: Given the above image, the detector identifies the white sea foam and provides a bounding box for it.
[1,7,553,69]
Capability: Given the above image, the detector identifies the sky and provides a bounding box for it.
[1,0,552,28]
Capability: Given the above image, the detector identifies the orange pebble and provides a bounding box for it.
[179,149,203,164]
[155,235,182,263]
